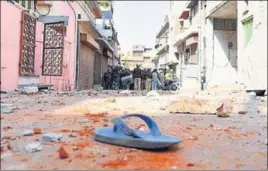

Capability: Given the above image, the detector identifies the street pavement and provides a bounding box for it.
[1,87,267,170]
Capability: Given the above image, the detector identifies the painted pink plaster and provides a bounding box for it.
[1,2,21,91]
[2,1,77,91]
[34,22,44,76]
[1,2,45,91]
[40,1,77,91]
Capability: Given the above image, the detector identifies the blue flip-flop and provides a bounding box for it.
[94,114,182,149]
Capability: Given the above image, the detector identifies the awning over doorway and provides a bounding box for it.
[80,33,100,50]
[179,9,190,20]
[174,27,198,46]
[185,35,198,46]
[206,1,237,19]
[38,16,69,26]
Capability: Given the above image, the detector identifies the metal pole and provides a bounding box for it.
[165,36,168,69]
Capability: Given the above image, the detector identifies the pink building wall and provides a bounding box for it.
[1,1,77,91]
[39,2,77,91]
[1,2,43,91]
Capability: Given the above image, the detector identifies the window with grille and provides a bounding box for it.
[213,18,237,31]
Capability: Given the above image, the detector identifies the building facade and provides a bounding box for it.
[152,16,170,70]
[1,0,78,91]
[121,45,154,70]
[1,0,120,91]
[171,0,267,91]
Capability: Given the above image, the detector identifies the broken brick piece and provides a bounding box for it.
[61,129,71,133]
[3,136,12,140]
[187,163,194,167]
[58,147,69,159]
[238,111,247,115]
[33,128,42,135]
[7,144,12,150]
[216,100,233,117]
[3,126,12,131]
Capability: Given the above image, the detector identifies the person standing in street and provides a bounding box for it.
[133,64,142,91]
[152,69,158,91]
[103,69,111,90]
[141,68,146,90]
[145,68,152,91]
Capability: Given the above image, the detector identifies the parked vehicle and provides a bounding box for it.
[159,79,180,91]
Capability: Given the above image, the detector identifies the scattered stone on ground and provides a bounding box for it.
[41,133,63,142]
[216,100,233,117]
[21,86,39,94]
[23,129,34,136]
[58,146,69,159]
[168,97,220,114]
[106,97,116,103]
[0,87,267,170]
[69,133,77,138]
[1,103,13,114]
[33,128,42,135]
[238,111,247,115]
[119,90,131,95]
[25,143,43,153]
[186,163,194,167]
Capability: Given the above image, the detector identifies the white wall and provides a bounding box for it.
[205,1,226,16]
[210,30,238,85]
[237,1,267,90]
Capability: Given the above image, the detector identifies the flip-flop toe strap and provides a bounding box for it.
[112,114,162,138]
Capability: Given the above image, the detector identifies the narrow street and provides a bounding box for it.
[1,86,267,170]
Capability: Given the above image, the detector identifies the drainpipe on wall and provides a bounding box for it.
[67,1,78,90]
[197,0,203,90]
[202,1,207,90]
[75,24,80,89]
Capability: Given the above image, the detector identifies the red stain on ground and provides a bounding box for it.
[73,140,91,149]
[60,129,71,133]
[84,113,108,123]
[77,129,94,136]
[223,129,256,138]
[102,159,128,169]
[101,146,189,170]
[0,146,4,153]
[20,158,29,162]
[2,136,12,140]
[75,152,84,159]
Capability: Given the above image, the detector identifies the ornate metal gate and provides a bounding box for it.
[42,22,65,76]
[19,12,36,76]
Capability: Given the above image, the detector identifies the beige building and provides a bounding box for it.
[120,46,154,70]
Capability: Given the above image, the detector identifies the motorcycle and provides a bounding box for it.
[160,79,180,91]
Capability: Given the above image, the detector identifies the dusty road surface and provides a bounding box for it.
[1,87,267,170]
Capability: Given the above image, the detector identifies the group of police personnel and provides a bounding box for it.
[103,65,154,91]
